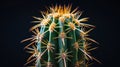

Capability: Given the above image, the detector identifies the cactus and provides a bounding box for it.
[21,5,100,67]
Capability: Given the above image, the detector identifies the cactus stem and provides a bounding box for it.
[22,5,99,67]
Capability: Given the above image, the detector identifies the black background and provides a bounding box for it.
[0,0,120,67]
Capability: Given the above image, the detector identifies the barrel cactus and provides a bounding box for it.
[21,5,100,67]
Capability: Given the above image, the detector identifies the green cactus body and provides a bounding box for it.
[21,5,99,67]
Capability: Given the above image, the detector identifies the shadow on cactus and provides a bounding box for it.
[21,5,100,67]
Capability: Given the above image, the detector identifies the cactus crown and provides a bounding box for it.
[21,5,100,67]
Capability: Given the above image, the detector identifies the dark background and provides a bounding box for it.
[0,0,119,67]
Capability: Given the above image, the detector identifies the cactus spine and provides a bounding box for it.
[21,5,99,67]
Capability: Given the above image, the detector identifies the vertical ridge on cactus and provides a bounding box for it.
[21,5,100,67]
